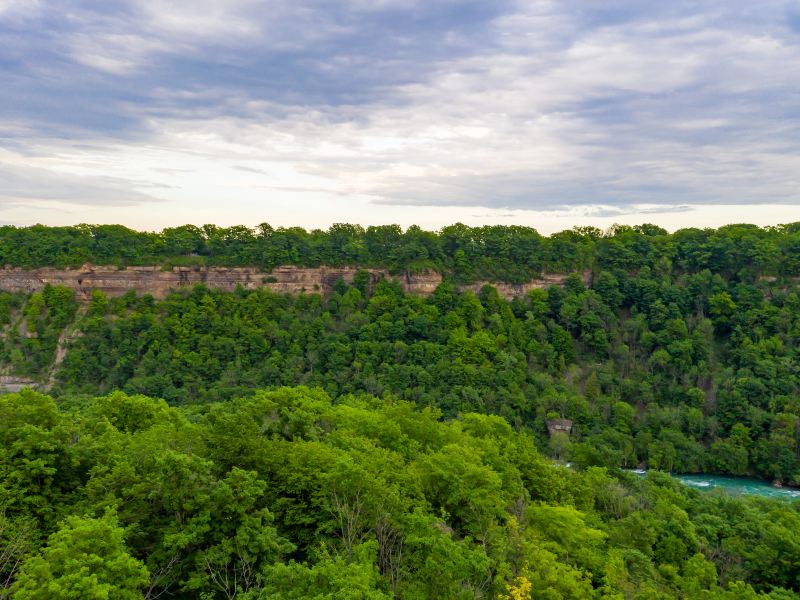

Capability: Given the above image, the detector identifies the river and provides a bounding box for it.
[628,469,800,500]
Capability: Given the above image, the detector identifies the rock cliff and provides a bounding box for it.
[0,265,586,301]
[0,375,36,392]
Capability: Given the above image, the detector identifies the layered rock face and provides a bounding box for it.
[0,375,36,392]
[462,273,589,298]
[0,265,584,301]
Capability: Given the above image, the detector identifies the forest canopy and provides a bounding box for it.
[1,387,800,599]
[3,256,800,484]
[3,221,800,598]
[2,222,800,283]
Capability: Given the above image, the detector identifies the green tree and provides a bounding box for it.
[13,512,148,600]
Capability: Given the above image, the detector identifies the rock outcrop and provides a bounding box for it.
[546,419,574,437]
[0,265,587,301]
[0,375,37,392]
[462,272,589,298]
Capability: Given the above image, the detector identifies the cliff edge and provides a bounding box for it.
[0,265,586,301]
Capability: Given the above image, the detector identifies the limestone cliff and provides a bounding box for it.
[0,265,587,301]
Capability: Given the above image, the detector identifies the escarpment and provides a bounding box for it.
[0,264,587,301]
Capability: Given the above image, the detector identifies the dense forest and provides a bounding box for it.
[2,221,800,283]
[2,222,800,598]
[2,387,800,599]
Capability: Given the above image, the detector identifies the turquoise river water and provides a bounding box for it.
[674,473,800,500]
[628,470,800,500]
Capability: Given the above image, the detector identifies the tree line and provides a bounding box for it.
[3,222,800,283]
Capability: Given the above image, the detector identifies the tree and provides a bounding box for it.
[13,512,148,600]
[0,513,35,596]
[261,542,389,599]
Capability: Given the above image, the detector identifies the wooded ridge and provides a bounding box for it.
[3,221,800,598]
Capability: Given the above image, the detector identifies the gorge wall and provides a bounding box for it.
[0,264,587,301]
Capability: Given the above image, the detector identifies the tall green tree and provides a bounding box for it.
[13,512,148,600]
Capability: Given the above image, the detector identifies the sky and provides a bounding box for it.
[1,0,800,234]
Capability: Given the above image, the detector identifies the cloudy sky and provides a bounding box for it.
[1,0,799,233]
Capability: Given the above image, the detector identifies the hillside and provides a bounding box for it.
[1,235,800,484]
[2,387,800,599]
[3,222,800,598]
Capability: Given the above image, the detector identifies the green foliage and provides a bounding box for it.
[3,221,800,597]
[4,234,800,482]
[0,513,36,597]
[1,221,799,281]
[0,387,797,599]
[12,512,148,599]
[262,543,390,599]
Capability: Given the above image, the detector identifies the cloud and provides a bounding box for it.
[0,161,163,207]
[0,0,44,20]
[1,0,799,225]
